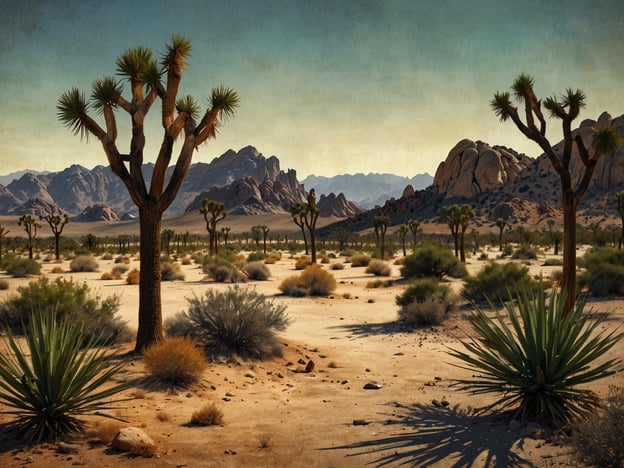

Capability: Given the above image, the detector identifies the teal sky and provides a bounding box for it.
[1,0,623,178]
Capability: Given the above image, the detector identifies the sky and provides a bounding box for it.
[1,0,623,179]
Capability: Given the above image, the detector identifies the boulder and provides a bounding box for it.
[112,427,156,455]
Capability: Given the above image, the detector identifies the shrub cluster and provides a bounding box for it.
[5,258,41,277]
[202,256,246,283]
[161,262,185,281]
[143,336,206,387]
[396,278,454,326]
[0,277,129,345]
[461,261,540,304]
[349,254,371,267]
[244,261,270,281]
[294,256,311,270]
[578,248,624,296]
[365,259,392,276]
[400,243,467,280]
[279,264,337,297]
[69,255,99,272]
[511,246,538,260]
[126,268,140,284]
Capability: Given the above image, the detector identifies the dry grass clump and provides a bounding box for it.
[93,420,124,444]
[244,261,271,280]
[115,255,130,264]
[190,402,224,426]
[263,256,277,265]
[365,259,392,276]
[126,268,140,285]
[156,411,173,422]
[161,262,185,281]
[112,264,129,275]
[181,257,192,265]
[0,279,9,290]
[330,262,345,270]
[100,271,121,280]
[569,386,624,467]
[366,279,393,288]
[50,266,65,274]
[279,264,336,297]
[399,297,449,325]
[393,257,405,265]
[69,255,99,272]
[349,253,371,267]
[294,256,312,270]
[143,336,207,388]
[101,253,113,260]
[318,253,330,264]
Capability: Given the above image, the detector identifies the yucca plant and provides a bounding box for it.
[0,311,131,442]
[449,288,622,426]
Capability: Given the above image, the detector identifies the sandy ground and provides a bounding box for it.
[0,246,622,467]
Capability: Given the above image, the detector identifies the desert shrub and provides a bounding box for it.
[542,257,562,266]
[244,261,270,281]
[478,252,488,261]
[0,279,9,290]
[114,255,129,264]
[100,271,120,280]
[449,288,622,427]
[500,244,513,258]
[396,277,451,307]
[143,336,206,387]
[50,266,64,274]
[393,257,405,265]
[578,248,624,296]
[247,251,267,262]
[184,285,289,358]
[318,253,330,264]
[164,311,195,337]
[294,256,311,270]
[101,253,113,260]
[280,264,337,297]
[181,257,192,265]
[263,256,277,264]
[0,313,129,442]
[202,256,246,283]
[399,297,449,326]
[69,255,99,272]
[461,261,540,304]
[366,279,393,288]
[161,262,185,281]
[5,258,41,277]
[365,259,391,276]
[512,246,538,260]
[112,264,129,275]
[349,253,371,267]
[190,403,224,426]
[400,243,467,280]
[126,268,140,284]
[0,277,128,345]
[569,386,624,468]
[330,262,345,270]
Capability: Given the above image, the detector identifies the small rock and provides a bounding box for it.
[277,372,285,378]
[431,399,443,407]
[363,382,383,390]
[58,442,80,454]
[112,427,156,455]
[244,372,255,379]
[222,397,231,402]
[225,391,235,397]
[352,419,370,426]
[441,399,450,407]
[341,380,349,385]
[305,360,315,372]
[297,358,306,365]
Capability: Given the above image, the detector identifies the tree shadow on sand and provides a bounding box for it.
[327,321,412,337]
[321,401,535,467]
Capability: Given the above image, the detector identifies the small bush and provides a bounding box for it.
[101,253,113,260]
[330,262,345,270]
[100,271,120,281]
[294,256,311,270]
[69,255,99,272]
[365,259,391,276]
[185,285,290,358]
[512,246,538,260]
[50,266,64,274]
[114,256,129,264]
[263,256,277,265]
[349,254,371,267]
[247,251,267,262]
[244,261,270,281]
[318,253,330,264]
[126,269,140,285]
[164,312,195,337]
[203,256,246,283]
[143,336,207,387]
[190,403,224,426]
[161,262,185,281]
[542,257,562,266]
[396,278,451,307]
[5,258,41,277]
[500,244,513,257]
[393,257,405,265]
[400,243,467,280]
[399,297,449,326]
[0,279,9,290]
[365,279,393,288]
[462,261,540,304]
[569,386,624,468]
[280,264,336,297]
[578,248,624,296]
[181,257,192,265]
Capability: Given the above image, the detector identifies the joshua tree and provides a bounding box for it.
[260,225,270,254]
[161,229,175,256]
[616,191,624,249]
[18,215,41,260]
[407,219,421,251]
[331,225,352,252]
[221,226,231,249]
[439,205,461,258]
[40,213,70,260]
[200,199,226,256]
[458,205,475,262]
[491,73,622,315]
[82,233,98,252]
[494,218,508,252]
[290,203,309,254]
[0,223,9,267]
[57,36,239,351]
[396,224,409,256]
[546,219,563,255]
[251,225,262,249]
[373,215,390,260]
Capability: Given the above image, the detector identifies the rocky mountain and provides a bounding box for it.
[8,197,64,217]
[0,145,362,219]
[317,193,362,217]
[302,172,433,209]
[0,169,50,187]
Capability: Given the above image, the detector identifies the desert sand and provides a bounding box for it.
[0,245,622,467]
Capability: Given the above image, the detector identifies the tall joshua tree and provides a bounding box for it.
[494,218,507,252]
[396,224,409,256]
[491,73,622,315]
[290,202,309,254]
[439,205,461,258]
[407,219,421,251]
[18,215,41,260]
[373,215,390,260]
[458,205,475,263]
[40,213,69,260]
[200,199,226,256]
[616,191,624,249]
[57,36,239,351]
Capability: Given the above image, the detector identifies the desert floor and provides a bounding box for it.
[0,245,622,467]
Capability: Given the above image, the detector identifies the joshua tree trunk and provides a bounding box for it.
[561,194,578,314]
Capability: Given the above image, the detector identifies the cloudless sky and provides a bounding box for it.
[1,0,623,179]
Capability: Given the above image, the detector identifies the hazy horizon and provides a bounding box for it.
[1,0,623,179]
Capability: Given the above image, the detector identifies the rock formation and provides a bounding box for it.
[74,204,121,222]
[317,192,363,217]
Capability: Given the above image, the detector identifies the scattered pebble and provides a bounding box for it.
[363,382,383,390]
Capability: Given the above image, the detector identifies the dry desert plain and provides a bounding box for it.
[0,215,622,467]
